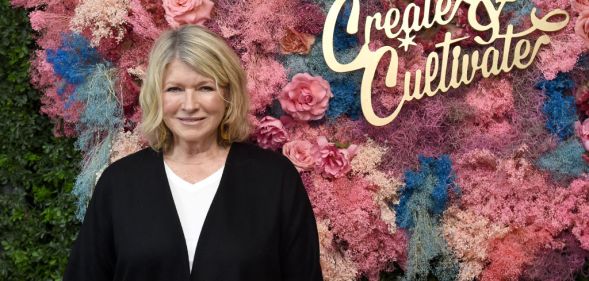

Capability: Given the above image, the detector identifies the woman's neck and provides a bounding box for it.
[165,139,229,165]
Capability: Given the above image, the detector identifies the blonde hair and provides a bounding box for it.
[139,25,251,151]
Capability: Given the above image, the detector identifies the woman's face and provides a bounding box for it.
[162,59,226,147]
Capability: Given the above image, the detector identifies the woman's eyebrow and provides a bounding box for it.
[163,79,214,86]
[193,79,216,86]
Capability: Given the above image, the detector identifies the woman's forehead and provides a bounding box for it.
[163,59,216,83]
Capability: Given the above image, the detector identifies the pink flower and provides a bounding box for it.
[255,116,289,150]
[576,10,589,45]
[314,136,358,179]
[278,73,333,121]
[163,0,214,28]
[575,120,589,151]
[282,140,315,171]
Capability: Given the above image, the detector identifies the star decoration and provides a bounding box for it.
[398,32,417,52]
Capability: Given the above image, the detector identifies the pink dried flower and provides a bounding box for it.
[568,178,589,250]
[316,219,359,281]
[127,0,163,40]
[314,136,358,179]
[465,78,514,123]
[293,3,326,35]
[70,0,130,46]
[442,206,510,281]
[243,54,287,114]
[279,73,333,121]
[574,203,589,250]
[533,0,571,10]
[282,140,315,171]
[573,0,589,12]
[576,120,589,151]
[163,0,214,28]
[576,10,589,45]
[481,226,554,281]
[537,20,587,80]
[453,147,589,243]
[255,116,289,150]
[304,174,408,279]
[110,128,145,163]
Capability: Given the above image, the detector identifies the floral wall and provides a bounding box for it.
[11,0,589,279]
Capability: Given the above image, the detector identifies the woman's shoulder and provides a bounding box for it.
[232,142,293,169]
[230,142,302,190]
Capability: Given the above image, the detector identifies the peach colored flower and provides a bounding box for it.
[280,28,316,55]
[279,73,333,121]
[314,136,358,179]
[70,0,129,46]
[110,128,145,163]
[163,0,214,28]
[575,120,589,151]
[282,140,315,171]
[576,10,589,45]
[255,116,289,150]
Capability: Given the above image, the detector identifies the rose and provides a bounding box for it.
[282,140,315,171]
[255,116,289,150]
[280,28,316,55]
[575,10,589,45]
[278,73,333,121]
[163,0,214,28]
[575,120,589,151]
[314,136,358,179]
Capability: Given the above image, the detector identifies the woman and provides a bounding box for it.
[64,25,323,281]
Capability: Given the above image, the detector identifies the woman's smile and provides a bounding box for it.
[178,117,206,125]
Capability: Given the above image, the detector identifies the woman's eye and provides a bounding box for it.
[200,86,215,92]
[165,87,182,92]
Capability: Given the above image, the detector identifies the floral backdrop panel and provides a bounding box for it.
[11,0,589,279]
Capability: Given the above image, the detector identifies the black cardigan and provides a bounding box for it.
[64,142,323,281]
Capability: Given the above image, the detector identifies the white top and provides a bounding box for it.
[163,161,224,273]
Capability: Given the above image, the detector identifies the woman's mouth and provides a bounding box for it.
[178,117,205,125]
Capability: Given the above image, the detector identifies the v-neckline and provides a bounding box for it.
[157,142,235,279]
[163,160,225,188]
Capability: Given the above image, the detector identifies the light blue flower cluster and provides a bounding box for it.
[47,33,122,220]
[394,155,460,281]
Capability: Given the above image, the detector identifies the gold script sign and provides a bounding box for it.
[323,0,569,126]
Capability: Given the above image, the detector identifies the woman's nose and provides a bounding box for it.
[182,90,199,111]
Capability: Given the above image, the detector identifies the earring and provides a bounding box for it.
[159,128,166,143]
[220,123,230,141]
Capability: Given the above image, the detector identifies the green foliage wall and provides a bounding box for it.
[0,0,81,279]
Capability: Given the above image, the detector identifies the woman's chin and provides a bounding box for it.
[173,132,219,145]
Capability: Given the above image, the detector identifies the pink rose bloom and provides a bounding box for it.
[255,116,289,150]
[576,10,589,45]
[163,0,214,28]
[576,120,589,151]
[282,140,315,171]
[279,73,333,121]
[314,136,358,179]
